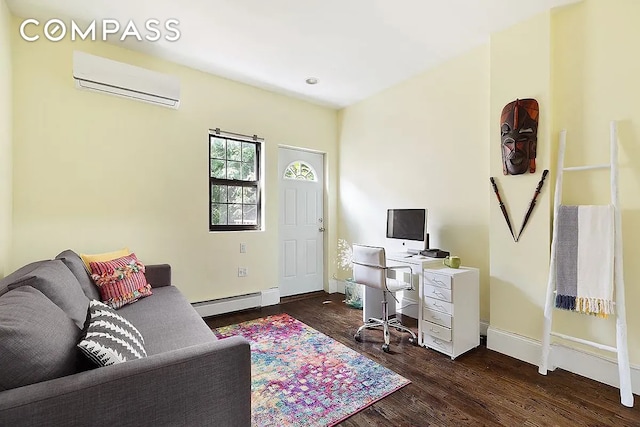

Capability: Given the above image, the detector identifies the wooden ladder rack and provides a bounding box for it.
[538,121,633,407]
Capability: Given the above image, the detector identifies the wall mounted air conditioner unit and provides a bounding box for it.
[72,51,180,109]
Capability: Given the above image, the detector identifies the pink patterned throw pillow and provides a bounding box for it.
[89,253,152,309]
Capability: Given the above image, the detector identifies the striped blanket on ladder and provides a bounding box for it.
[554,205,615,318]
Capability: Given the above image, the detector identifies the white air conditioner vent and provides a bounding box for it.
[73,51,180,109]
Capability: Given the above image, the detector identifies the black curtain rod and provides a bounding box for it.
[209,128,263,142]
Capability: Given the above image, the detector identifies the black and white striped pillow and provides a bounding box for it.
[77,300,147,366]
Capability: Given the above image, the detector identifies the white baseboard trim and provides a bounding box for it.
[328,279,339,294]
[193,292,262,317]
[261,288,280,307]
[192,288,281,318]
[480,320,489,337]
[487,326,541,365]
[487,326,640,394]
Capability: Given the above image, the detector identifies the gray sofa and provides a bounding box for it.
[0,250,251,426]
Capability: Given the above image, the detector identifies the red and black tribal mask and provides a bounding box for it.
[500,98,539,175]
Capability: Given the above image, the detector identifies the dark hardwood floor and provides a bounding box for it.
[205,292,639,426]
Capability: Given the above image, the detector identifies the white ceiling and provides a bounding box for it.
[7,0,579,108]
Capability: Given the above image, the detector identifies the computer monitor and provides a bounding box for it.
[386,208,429,253]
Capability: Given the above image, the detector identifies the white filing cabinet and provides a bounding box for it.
[420,266,479,359]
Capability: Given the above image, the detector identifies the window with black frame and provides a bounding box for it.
[209,130,262,231]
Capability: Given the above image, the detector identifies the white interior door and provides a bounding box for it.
[278,147,324,297]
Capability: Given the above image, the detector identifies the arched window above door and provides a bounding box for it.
[283,161,317,182]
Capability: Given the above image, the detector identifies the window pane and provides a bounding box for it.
[284,168,296,179]
[283,161,316,181]
[242,143,256,163]
[211,203,228,225]
[227,140,242,161]
[210,137,226,159]
[242,161,256,180]
[300,163,314,180]
[243,187,257,204]
[209,133,261,231]
[229,204,243,224]
[227,161,242,180]
[229,186,243,203]
[211,159,226,178]
[243,205,257,224]
[211,185,228,203]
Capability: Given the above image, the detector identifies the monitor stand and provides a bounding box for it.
[402,233,428,255]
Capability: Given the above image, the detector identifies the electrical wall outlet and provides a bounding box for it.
[238,267,248,277]
[240,243,246,253]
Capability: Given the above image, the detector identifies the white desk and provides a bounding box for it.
[361,252,441,323]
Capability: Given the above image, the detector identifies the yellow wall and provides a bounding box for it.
[10,17,338,302]
[488,13,552,338]
[0,0,12,277]
[549,0,640,360]
[489,0,640,365]
[338,45,491,321]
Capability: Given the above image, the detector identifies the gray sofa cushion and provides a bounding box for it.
[118,286,217,355]
[0,260,48,296]
[8,260,89,329]
[0,286,82,391]
[144,264,172,288]
[56,249,101,300]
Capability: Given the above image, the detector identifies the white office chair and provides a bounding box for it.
[352,244,417,353]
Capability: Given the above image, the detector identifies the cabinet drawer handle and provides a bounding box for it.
[432,289,445,298]
[430,314,442,321]
[433,302,444,309]
[429,328,440,334]
[433,338,446,348]
[433,279,446,286]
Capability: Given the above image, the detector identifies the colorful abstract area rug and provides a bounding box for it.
[213,313,410,426]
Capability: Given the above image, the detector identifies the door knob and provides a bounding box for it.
[319,227,326,232]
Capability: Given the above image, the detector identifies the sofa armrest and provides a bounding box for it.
[0,336,251,427]
[145,264,171,287]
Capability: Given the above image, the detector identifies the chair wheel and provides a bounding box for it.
[382,344,391,353]
[354,334,362,342]
[409,337,418,346]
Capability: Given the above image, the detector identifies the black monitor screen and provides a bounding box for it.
[386,209,426,241]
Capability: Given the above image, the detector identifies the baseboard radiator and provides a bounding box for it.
[193,292,262,318]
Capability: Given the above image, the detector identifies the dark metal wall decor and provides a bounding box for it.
[500,98,539,175]
[489,169,549,242]
[517,170,549,240]
[490,177,516,242]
